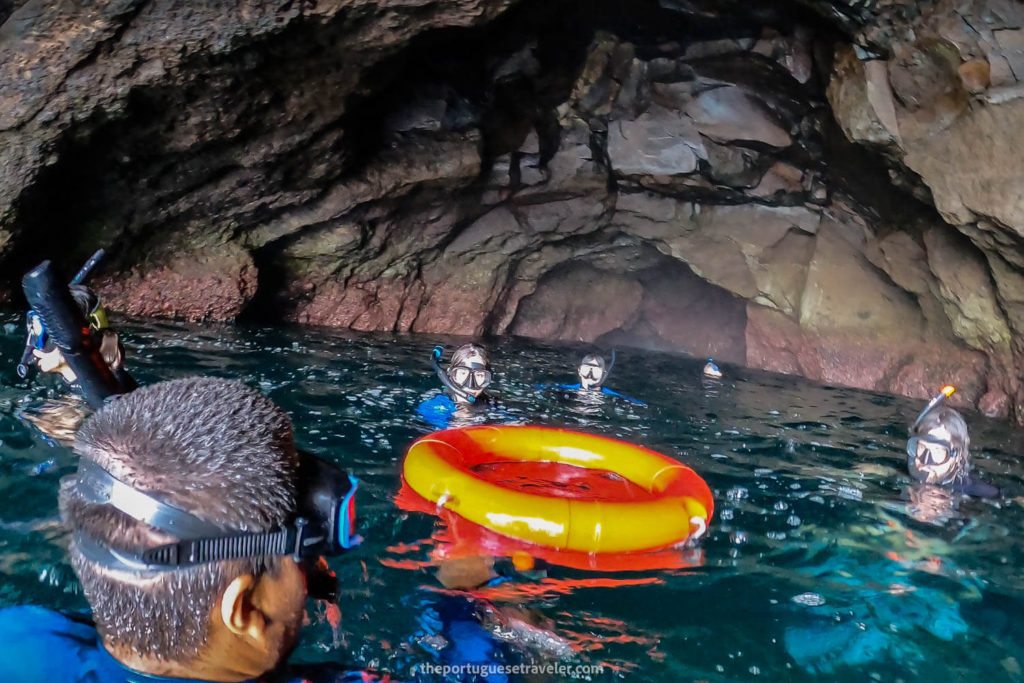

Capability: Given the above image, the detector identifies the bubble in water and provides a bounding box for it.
[727,487,748,501]
[792,592,826,607]
[749,666,761,675]
[731,530,748,545]
[720,509,734,520]
[773,501,788,511]
[787,515,801,527]
[837,486,863,501]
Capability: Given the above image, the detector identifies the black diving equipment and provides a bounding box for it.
[431,345,477,403]
[906,435,958,467]
[906,434,962,486]
[17,249,108,380]
[911,385,956,432]
[449,363,491,391]
[578,360,604,383]
[68,450,361,599]
[70,248,106,286]
[16,311,47,379]
[579,349,615,388]
[21,260,135,408]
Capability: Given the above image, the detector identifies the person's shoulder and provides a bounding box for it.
[419,394,455,412]
[0,606,104,682]
[0,605,93,639]
[962,477,1001,499]
[600,387,646,406]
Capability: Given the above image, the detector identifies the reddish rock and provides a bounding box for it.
[746,303,989,405]
[291,278,412,332]
[97,245,257,322]
[510,264,643,341]
[959,59,991,94]
[979,389,1012,419]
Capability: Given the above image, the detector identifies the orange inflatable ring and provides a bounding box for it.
[402,425,714,553]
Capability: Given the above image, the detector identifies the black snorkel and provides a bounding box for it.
[602,349,616,387]
[70,248,106,286]
[911,385,956,432]
[22,260,133,409]
[431,345,476,403]
[16,249,107,380]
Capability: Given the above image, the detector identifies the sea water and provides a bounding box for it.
[1,313,1023,682]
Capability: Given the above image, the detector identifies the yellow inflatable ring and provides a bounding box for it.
[402,425,714,553]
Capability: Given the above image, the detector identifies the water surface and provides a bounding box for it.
[1,314,1023,682]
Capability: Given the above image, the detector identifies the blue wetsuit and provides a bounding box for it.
[417,394,460,430]
[416,394,516,431]
[0,606,377,683]
[543,383,646,407]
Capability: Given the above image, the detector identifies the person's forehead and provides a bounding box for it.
[928,424,953,441]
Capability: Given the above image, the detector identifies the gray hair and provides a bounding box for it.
[59,377,299,661]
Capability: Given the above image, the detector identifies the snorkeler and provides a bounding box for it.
[16,257,137,447]
[541,350,644,407]
[17,251,136,400]
[907,385,1000,498]
[417,343,495,430]
[702,358,722,379]
[0,377,373,683]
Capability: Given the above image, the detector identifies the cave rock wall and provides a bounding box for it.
[0,0,1021,418]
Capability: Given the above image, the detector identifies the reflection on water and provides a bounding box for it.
[1,314,1024,681]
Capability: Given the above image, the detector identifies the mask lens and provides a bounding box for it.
[581,364,602,380]
[473,369,491,389]
[910,436,953,466]
[451,367,471,386]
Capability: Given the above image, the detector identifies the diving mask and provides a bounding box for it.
[907,434,961,485]
[448,362,492,391]
[578,362,604,382]
[68,450,361,597]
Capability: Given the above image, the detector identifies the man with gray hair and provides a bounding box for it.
[0,377,366,682]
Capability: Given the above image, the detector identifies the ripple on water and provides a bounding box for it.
[2,313,1024,680]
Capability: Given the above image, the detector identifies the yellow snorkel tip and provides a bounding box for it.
[912,384,957,431]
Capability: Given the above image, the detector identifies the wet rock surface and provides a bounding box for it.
[2,0,1024,419]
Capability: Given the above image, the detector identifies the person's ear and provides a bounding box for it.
[220,574,266,639]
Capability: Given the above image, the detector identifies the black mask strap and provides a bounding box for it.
[70,460,325,570]
[140,519,322,567]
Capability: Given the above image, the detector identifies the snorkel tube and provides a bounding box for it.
[603,349,616,386]
[16,249,107,380]
[70,248,105,286]
[431,345,476,403]
[911,385,956,432]
[22,260,131,409]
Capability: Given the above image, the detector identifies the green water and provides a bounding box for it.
[1,313,1023,682]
